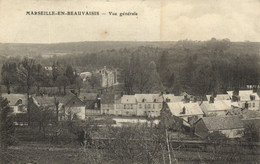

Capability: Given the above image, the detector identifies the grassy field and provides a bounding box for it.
[1,141,259,164]
[1,125,259,164]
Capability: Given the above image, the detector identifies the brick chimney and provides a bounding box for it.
[209,96,214,103]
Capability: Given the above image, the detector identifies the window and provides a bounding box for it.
[142,99,146,102]
[148,104,151,109]
[253,103,255,107]
[145,104,147,109]
[124,104,126,109]
[154,99,157,102]
[131,104,133,109]
[139,104,142,109]
[153,104,155,109]
[159,104,162,108]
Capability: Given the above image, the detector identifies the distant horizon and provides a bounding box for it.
[1,39,259,45]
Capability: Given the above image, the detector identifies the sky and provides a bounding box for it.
[0,0,259,43]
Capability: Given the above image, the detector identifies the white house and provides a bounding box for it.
[227,90,260,111]
[167,102,204,122]
[200,100,239,117]
[2,93,27,114]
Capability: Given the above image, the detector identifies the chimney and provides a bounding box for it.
[245,101,249,109]
[184,95,190,103]
[209,96,214,103]
[250,95,255,101]
[181,107,186,114]
[233,89,239,96]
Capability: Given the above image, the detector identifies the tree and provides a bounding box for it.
[34,64,44,94]
[0,96,15,149]
[74,76,82,95]
[123,54,136,95]
[31,105,55,138]
[89,74,100,89]
[1,62,17,94]
[65,65,75,84]
[243,122,260,142]
[18,58,36,125]
[55,75,70,95]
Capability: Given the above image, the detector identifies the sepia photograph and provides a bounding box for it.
[0,0,259,163]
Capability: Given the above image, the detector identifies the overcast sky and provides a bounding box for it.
[0,0,259,43]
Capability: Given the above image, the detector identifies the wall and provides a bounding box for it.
[239,100,260,111]
[209,128,244,138]
[136,102,162,117]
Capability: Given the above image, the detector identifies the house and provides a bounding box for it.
[135,94,165,117]
[112,93,181,117]
[194,116,244,139]
[27,96,58,123]
[200,100,239,117]
[100,94,120,115]
[97,66,118,88]
[2,93,27,114]
[57,94,86,120]
[167,102,204,122]
[79,93,101,116]
[227,90,260,110]
[114,95,137,116]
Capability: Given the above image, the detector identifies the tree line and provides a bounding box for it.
[1,38,259,97]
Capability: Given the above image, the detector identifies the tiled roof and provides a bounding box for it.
[121,95,136,104]
[201,116,244,131]
[135,94,164,103]
[206,94,230,101]
[33,96,55,106]
[101,94,115,104]
[170,96,184,102]
[167,102,204,117]
[56,94,76,105]
[78,93,98,101]
[200,100,235,112]
[241,110,260,119]
[2,93,27,106]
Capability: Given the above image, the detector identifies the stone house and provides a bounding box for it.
[57,94,86,120]
[114,95,137,116]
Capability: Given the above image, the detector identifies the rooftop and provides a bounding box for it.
[200,100,238,112]
[2,93,27,106]
[200,116,244,131]
[121,95,136,104]
[167,102,204,117]
[206,94,230,101]
[227,90,260,101]
[33,96,55,107]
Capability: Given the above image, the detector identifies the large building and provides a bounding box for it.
[102,93,184,117]
[97,66,118,88]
